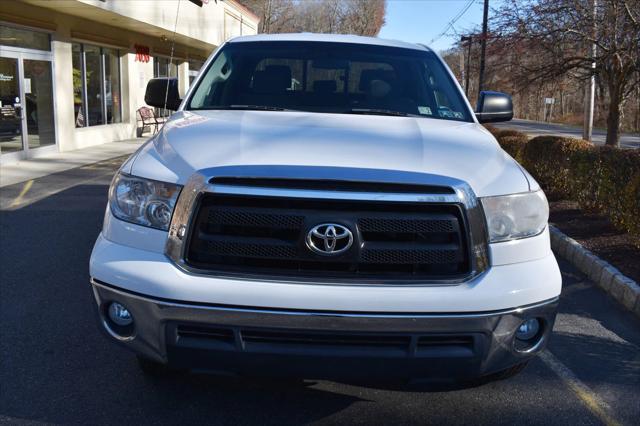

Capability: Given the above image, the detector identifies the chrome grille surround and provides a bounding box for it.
[165,166,490,286]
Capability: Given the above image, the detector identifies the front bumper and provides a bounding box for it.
[92,279,558,382]
[90,230,561,313]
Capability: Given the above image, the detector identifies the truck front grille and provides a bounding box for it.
[184,191,471,283]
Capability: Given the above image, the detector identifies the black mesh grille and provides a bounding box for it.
[203,239,298,259]
[360,247,459,265]
[186,192,470,282]
[358,217,455,233]
[207,209,304,230]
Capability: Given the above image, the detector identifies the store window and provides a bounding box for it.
[0,25,50,51]
[84,45,103,126]
[153,56,178,117]
[153,56,177,78]
[72,43,122,128]
[72,44,85,127]
[104,48,122,124]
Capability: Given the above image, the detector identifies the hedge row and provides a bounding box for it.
[485,125,640,243]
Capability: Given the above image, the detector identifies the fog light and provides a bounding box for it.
[108,302,133,326]
[516,318,540,341]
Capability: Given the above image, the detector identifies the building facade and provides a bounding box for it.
[0,0,258,164]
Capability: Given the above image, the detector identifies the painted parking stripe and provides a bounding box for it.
[539,350,621,426]
[8,179,33,208]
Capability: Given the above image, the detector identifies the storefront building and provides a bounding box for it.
[0,0,258,164]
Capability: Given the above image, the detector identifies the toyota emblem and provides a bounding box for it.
[306,223,353,256]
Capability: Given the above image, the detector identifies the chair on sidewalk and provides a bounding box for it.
[136,106,165,137]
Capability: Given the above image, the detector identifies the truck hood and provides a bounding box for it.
[130,110,529,197]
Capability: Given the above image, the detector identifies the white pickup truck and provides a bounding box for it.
[90,34,560,385]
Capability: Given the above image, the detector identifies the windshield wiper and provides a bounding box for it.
[348,108,409,117]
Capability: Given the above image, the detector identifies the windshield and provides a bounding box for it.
[188,41,472,122]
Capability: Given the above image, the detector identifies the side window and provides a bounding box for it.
[426,74,452,109]
[423,63,465,120]
[190,52,231,108]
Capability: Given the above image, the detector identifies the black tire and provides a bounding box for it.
[490,361,530,381]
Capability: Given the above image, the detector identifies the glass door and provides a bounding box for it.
[0,49,55,163]
[23,59,55,150]
[0,57,23,155]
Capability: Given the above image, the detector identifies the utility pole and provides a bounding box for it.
[459,45,465,93]
[477,0,489,98]
[582,0,597,142]
[636,84,640,132]
[461,35,472,98]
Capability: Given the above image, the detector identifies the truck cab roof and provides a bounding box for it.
[227,32,432,52]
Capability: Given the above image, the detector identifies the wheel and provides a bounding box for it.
[489,361,530,381]
[468,361,530,387]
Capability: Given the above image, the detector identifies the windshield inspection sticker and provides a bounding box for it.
[418,106,432,115]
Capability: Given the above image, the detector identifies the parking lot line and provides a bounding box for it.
[8,179,33,208]
[540,350,621,426]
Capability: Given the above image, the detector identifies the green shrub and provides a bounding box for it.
[483,124,500,137]
[567,142,601,210]
[494,129,524,139]
[489,130,640,244]
[594,147,640,238]
[522,136,593,196]
[483,126,529,162]
[521,136,640,244]
[482,125,523,140]
[497,135,528,163]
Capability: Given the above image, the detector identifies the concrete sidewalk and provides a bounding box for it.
[0,138,145,188]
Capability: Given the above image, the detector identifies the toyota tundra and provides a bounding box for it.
[90,34,560,384]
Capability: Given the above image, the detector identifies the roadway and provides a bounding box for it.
[494,119,640,149]
[1,157,638,425]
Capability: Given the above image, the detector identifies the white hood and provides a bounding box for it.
[129,110,530,197]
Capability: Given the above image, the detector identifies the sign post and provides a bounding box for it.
[582,0,597,142]
[543,97,555,122]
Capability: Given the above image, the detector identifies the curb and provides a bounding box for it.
[549,225,640,318]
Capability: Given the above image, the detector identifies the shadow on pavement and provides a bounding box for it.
[548,259,640,424]
[0,181,624,425]
[0,182,365,425]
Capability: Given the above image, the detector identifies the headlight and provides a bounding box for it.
[480,190,549,243]
[109,173,182,230]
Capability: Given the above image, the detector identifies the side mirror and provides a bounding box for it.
[144,77,181,111]
[475,91,513,123]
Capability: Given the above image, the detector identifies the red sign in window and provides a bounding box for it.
[134,44,150,63]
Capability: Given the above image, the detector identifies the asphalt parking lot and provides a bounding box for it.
[1,157,639,425]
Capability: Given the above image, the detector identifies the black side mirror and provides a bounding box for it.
[145,77,181,111]
[475,91,513,123]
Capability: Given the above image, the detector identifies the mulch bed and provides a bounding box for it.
[549,197,640,283]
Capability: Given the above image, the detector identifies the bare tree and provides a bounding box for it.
[239,0,386,36]
[340,0,387,36]
[493,0,640,146]
[240,0,296,34]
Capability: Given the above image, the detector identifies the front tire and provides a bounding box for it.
[488,361,530,381]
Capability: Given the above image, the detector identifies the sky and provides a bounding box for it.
[378,0,504,52]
